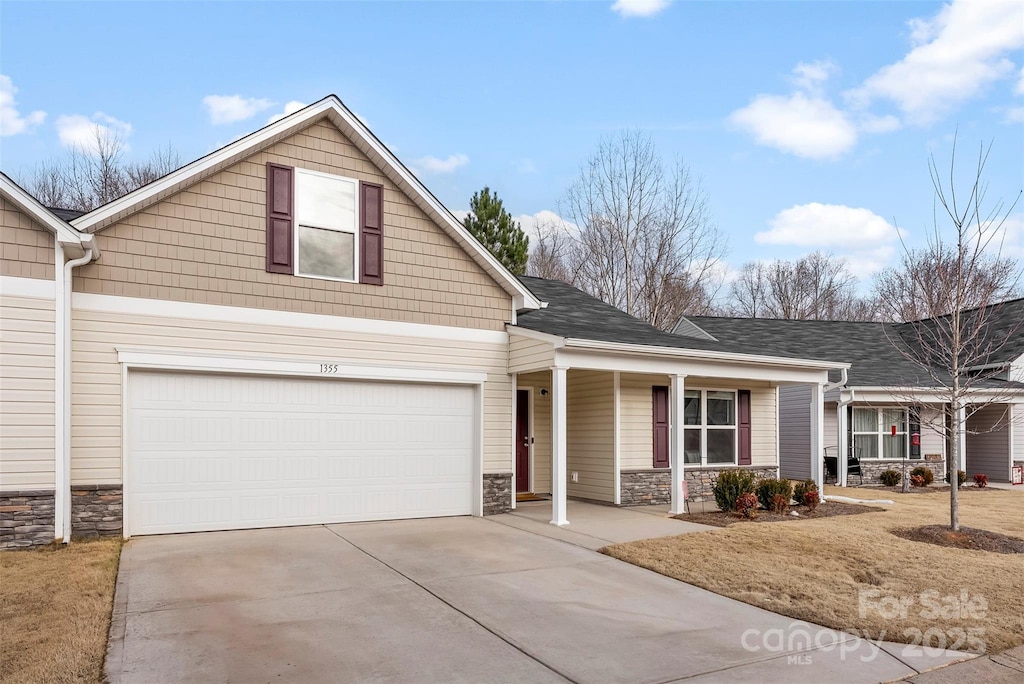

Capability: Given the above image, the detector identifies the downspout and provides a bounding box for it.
[57,243,96,543]
[54,242,66,541]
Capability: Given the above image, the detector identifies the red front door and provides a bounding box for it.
[516,390,530,492]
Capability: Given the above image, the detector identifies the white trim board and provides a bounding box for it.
[73,292,509,345]
[0,275,56,299]
[1,173,87,248]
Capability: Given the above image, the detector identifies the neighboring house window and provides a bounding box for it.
[852,407,910,459]
[294,168,359,282]
[683,389,737,465]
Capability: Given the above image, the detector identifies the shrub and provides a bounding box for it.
[909,466,935,486]
[879,469,902,487]
[736,492,759,519]
[803,489,820,512]
[713,469,758,512]
[974,473,989,488]
[793,479,818,505]
[770,493,790,514]
[910,474,926,487]
[755,478,793,511]
[946,469,967,486]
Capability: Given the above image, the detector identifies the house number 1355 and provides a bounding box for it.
[320,364,339,373]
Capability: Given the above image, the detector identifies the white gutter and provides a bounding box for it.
[56,244,96,543]
[824,367,847,393]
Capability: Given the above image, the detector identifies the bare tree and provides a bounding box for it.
[21,128,179,212]
[876,138,1022,531]
[729,251,876,320]
[526,216,572,282]
[535,131,727,329]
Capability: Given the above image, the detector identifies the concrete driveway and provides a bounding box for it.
[107,516,970,683]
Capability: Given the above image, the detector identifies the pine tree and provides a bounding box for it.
[463,187,529,274]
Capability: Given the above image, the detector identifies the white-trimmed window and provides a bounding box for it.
[683,389,737,465]
[852,407,909,459]
[294,168,359,282]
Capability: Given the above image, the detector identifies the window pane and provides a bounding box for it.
[298,225,354,280]
[854,434,878,459]
[853,408,877,433]
[706,429,736,464]
[707,391,735,426]
[684,429,701,464]
[296,171,356,231]
[882,435,906,459]
[881,409,905,433]
[684,390,701,426]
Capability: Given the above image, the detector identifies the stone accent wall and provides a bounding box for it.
[1,490,55,549]
[71,485,122,539]
[620,467,779,505]
[482,473,512,515]
[855,459,945,486]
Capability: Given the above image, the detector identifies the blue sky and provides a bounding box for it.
[2,0,1022,285]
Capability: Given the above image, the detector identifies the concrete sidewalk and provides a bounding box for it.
[900,645,1024,683]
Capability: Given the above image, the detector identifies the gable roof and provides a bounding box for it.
[515,276,846,370]
[897,296,1024,369]
[70,96,539,311]
[0,173,95,258]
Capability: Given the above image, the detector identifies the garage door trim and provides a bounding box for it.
[118,348,486,537]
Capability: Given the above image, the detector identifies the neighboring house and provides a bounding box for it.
[1,95,848,549]
[675,310,1024,485]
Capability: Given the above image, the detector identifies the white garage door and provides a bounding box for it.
[127,371,476,536]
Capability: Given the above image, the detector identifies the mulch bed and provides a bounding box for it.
[674,501,884,527]
[891,525,1024,554]
[858,485,997,494]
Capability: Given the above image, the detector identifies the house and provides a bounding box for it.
[1,95,848,549]
[675,311,1024,485]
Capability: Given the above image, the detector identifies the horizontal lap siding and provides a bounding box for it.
[508,336,555,374]
[921,407,946,458]
[778,386,812,480]
[71,306,511,484]
[517,370,551,494]
[567,370,614,502]
[966,405,1011,481]
[1015,405,1023,460]
[73,120,511,331]
[0,293,56,489]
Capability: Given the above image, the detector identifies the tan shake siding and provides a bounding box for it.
[0,293,56,489]
[70,305,511,484]
[1,196,55,279]
[508,335,555,374]
[517,370,552,493]
[74,119,511,331]
[619,374,777,470]
[566,370,614,502]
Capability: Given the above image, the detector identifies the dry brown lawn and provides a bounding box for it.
[0,539,121,684]
[603,487,1024,654]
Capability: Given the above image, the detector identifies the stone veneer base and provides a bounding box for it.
[71,484,123,539]
[620,466,780,505]
[853,459,945,486]
[1,490,55,549]
[482,473,513,515]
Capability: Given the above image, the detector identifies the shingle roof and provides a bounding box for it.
[47,207,87,222]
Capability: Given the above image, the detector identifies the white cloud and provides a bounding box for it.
[845,0,1024,124]
[267,100,307,124]
[202,94,275,125]
[0,75,45,136]
[857,113,902,133]
[983,213,1024,260]
[1017,65,1024,95]
[757,202,900,249]
[1004,106,1024,123]
[729,92,858,159]
[789,60,838,93]
[611,0,670,18]
[55,112,133,153]
[411,153,469,174]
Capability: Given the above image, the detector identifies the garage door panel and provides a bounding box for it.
[127,371,476,535]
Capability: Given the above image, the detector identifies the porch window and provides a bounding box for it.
[852,407,909,460]
[683,389,737,466]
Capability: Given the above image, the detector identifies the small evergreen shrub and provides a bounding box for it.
[879,469,902,487]
[974,473,989,488]
[910,466,935,486]
[803,489,820,512]
[713,469,757,512]
[736,492,759,519]
[755,478,793,511]
[946,469,967,486]
[793,479,818,505]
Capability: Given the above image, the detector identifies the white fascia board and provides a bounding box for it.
[0,174,85,246]
[116,347,488,385]
[73,292,509,345]
[506,325,566,346]
[562,337,849,372]
[71,96,539,310]
[850,387,1024,404]
[0,275,56,299]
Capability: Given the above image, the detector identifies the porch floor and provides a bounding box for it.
[489,500,716,551]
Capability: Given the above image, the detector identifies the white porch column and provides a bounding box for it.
[956,403,967,472]
[837,400,848,487]
[670,374,687,515]
[550,365,569,526]
[810,382,825,492]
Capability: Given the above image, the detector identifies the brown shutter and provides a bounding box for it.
[652,386,670,468]
[737,389,752,465]
[359,181,384,285]
[265,163,293,274]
